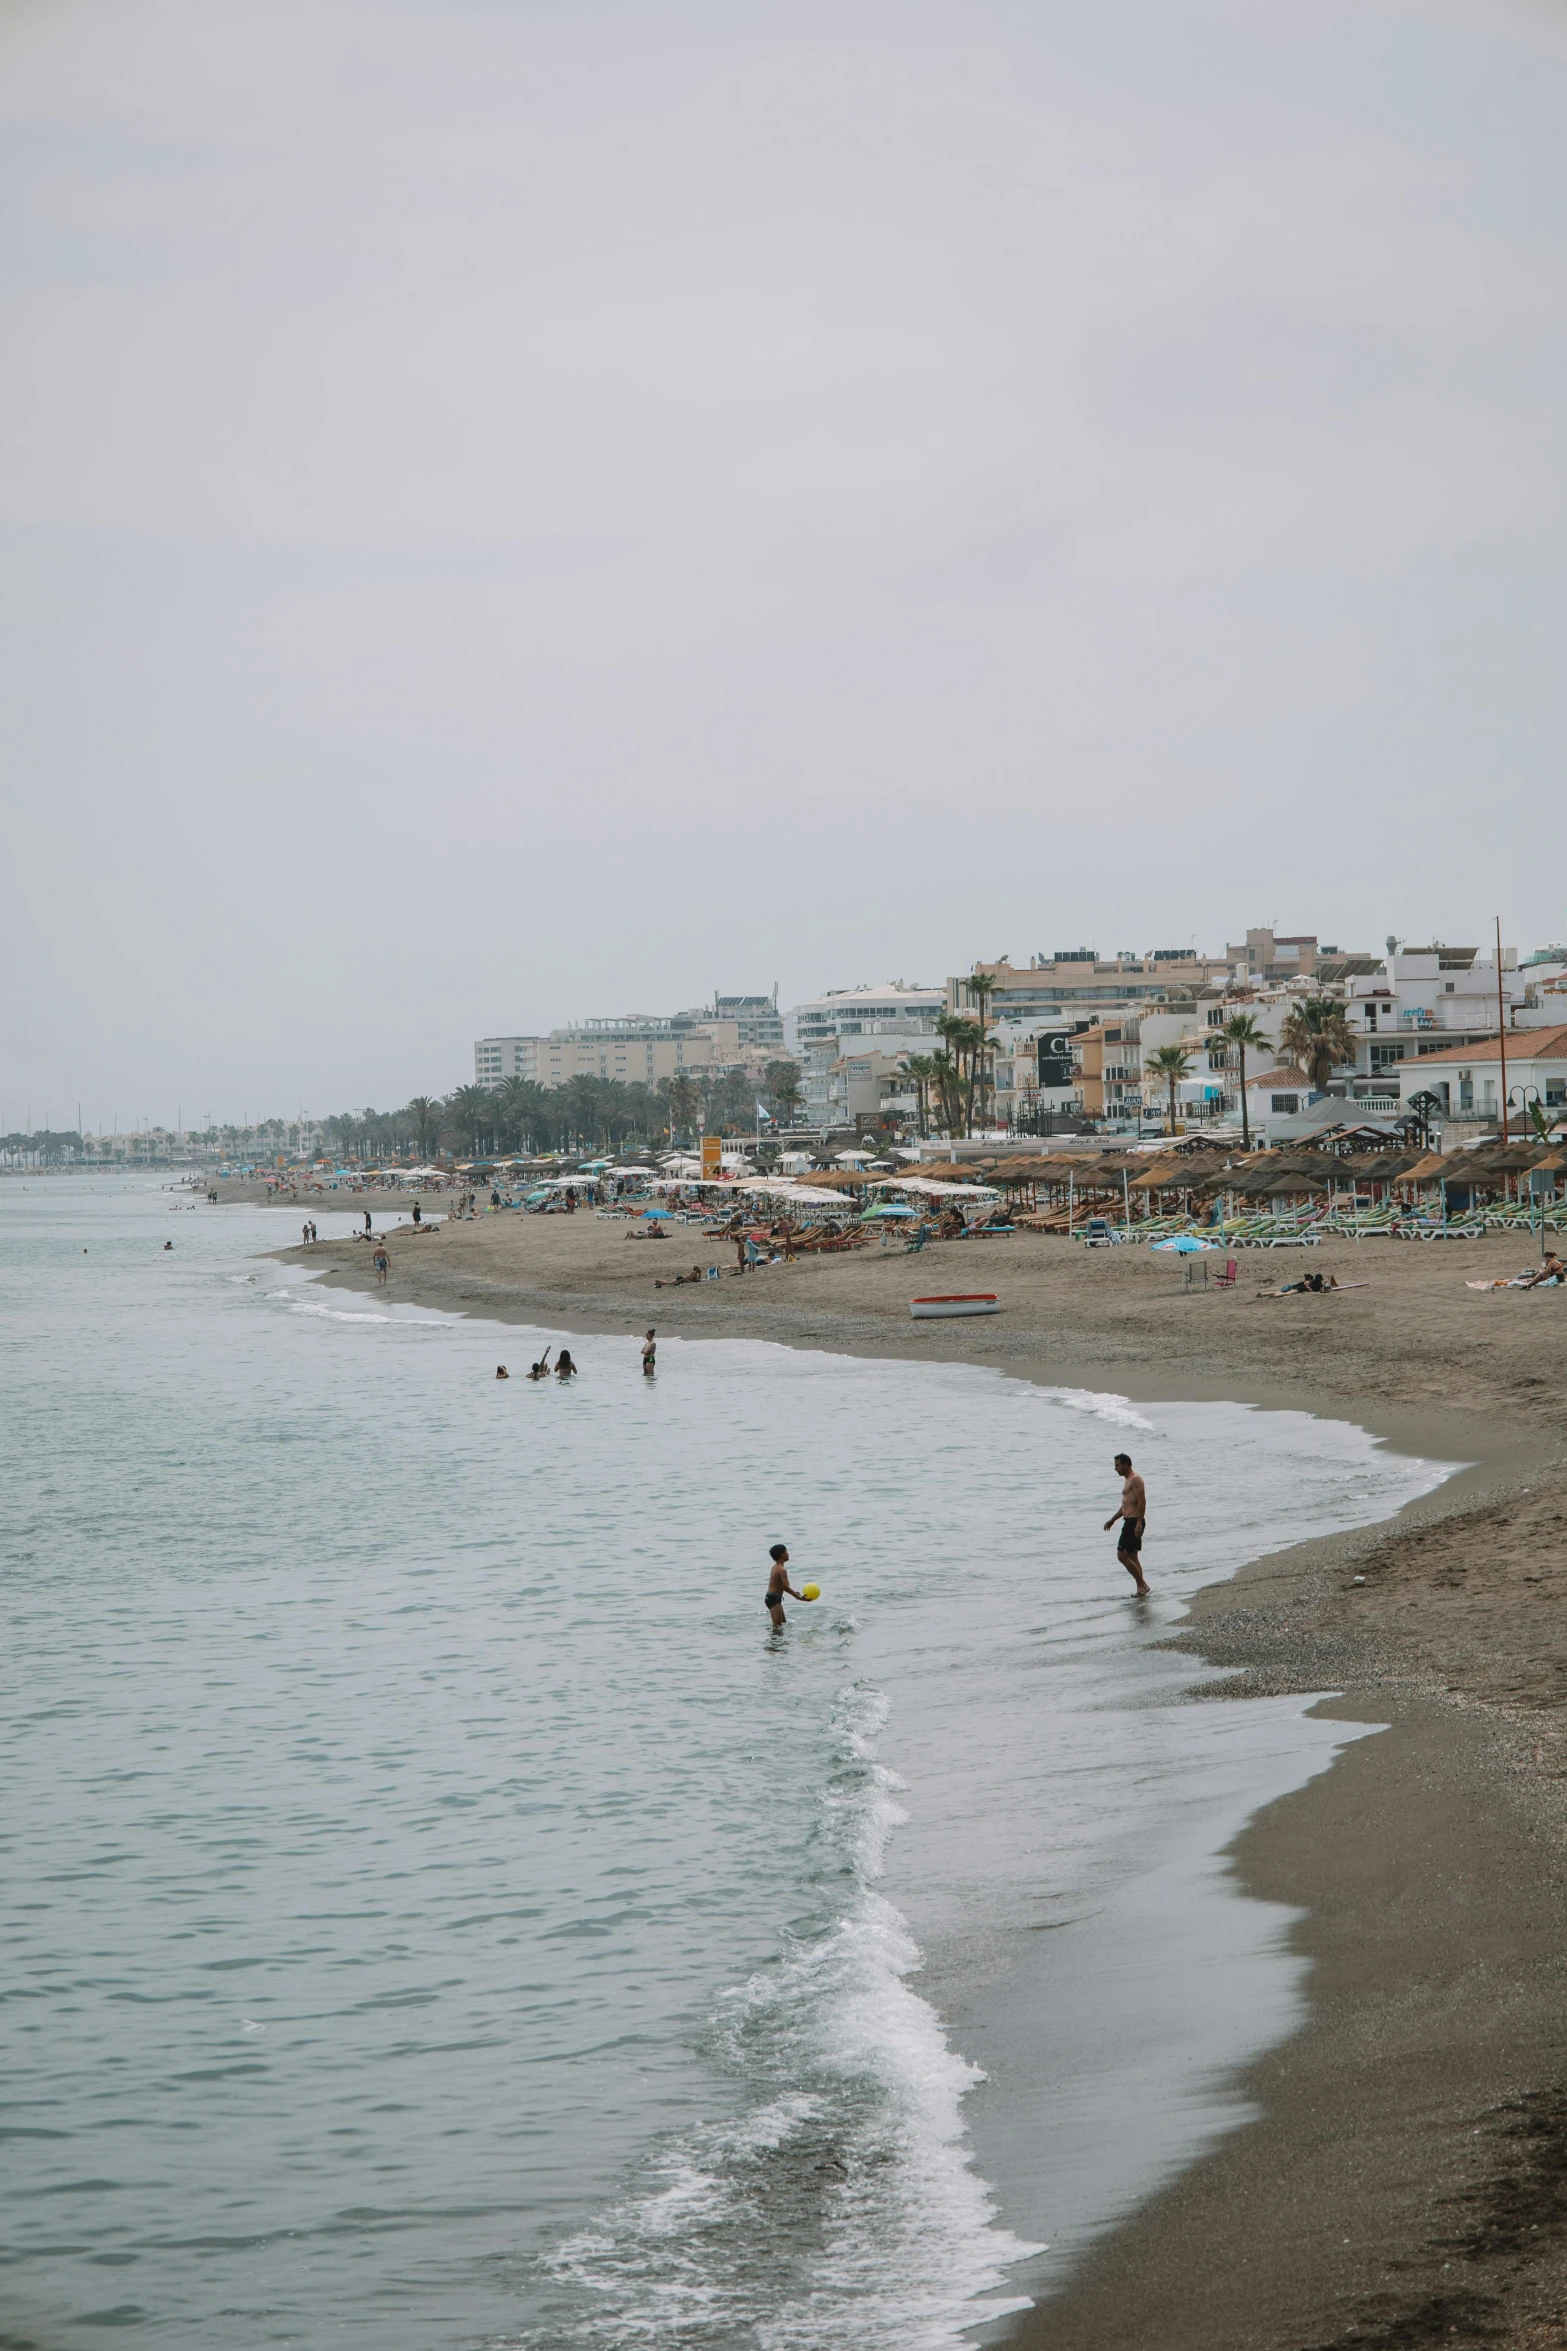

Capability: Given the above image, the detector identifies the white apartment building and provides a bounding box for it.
[786,985,943,1125]
[823,1051,918,1129]
[786,983,944,1055]
[1396,1024,1567,1125]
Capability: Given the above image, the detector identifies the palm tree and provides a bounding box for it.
[1277,998,1357,1095]
[444,1084,494,1160]
[1147,1043,1194,1136]
[406,1095,439,1159]
[936,1012,990,1133]
[1219,1013,1269,1151]
[927,1046,961,1136]
[903,1053,938,1134]
[494,1075,547,1155]
[966,968,997,1039]
[764,1060,803,1125]
[663,1073,702,1146]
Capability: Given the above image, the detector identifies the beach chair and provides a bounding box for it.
[1214,1257,1238,1288]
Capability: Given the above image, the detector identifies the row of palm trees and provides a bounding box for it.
[319,1059,809,1163]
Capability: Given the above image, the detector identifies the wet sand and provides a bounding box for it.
[279,1209,1567,2347]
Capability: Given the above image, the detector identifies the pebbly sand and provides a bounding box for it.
[279,1207,1567,2348]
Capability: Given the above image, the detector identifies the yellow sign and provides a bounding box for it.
[701,1134,722,1178]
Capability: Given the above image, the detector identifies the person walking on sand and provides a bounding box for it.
[1104,1452,1151,1596]
[641,1329,657,1376]
[764,1543,805,1630]
[373,1243,390,1287]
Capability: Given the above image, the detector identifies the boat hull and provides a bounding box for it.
[910,1294,1000,1319]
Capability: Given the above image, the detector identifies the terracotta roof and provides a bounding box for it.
[1404,1024,1567,1067]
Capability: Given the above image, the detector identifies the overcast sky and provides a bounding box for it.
[4,0,1565,1128]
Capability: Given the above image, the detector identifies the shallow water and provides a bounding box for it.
[0,1181,1451,2349]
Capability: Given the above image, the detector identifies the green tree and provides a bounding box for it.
[764,1060,804,1124]
[444,1084,495,1159]
[903,1053,938,1134]
[663,1073,702,1145]
[1146,1043,1193,1136]
[936,1012,989,1134]
[1277,997,1357,1094]
[407,1095,440,1158]
[493,1076,548,1154]
[704,1066,760,1136]
[1219,1013,1269,1152]
[927,1045,961,1136]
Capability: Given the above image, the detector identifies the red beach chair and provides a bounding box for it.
[1214,1257,1239,1288]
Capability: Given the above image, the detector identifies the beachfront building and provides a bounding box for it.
[712,992,785,1051]
[474,1036,545,1084]
[956,955,1231,1129]
[1221,928,1378,985]
[948,950,1230,1030]
[990,1021,1085,1124]
[820,1050,917,1131]
[476,991,784,1091]
[785,985,943,1125]
[1339,946,1567,1115]
[1394,1025,1567,1131]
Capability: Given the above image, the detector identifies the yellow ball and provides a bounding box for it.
[801,1584,820,1601]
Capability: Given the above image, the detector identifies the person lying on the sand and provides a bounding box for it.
[654,1266,705,1288]
[1466,1261,1564,1290]
[1259,1272,1367,1298]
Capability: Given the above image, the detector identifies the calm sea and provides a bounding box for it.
[1,1179,1450,2350]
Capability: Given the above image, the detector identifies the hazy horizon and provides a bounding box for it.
[6,0,1566,1126]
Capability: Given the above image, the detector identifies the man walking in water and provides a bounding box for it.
[1104,1452,1151,1595]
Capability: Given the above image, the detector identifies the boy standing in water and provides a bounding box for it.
[764,1543,804,1629]
[1104,1453,1151,1595]
[641,1329,657,1376]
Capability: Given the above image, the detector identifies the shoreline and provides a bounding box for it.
[268,1213,1567,2346]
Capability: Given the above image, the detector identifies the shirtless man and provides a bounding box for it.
[1104,1452,1151,1595]
[764,1543,805,1630]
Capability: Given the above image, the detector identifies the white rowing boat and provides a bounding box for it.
[909,1293,1000,1320]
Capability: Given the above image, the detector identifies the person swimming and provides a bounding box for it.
[527,1349,552,1380]
[495,1365,509,1379]
[556,1350,577,1380]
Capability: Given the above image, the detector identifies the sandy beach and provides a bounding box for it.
[287,1208,1567,2347]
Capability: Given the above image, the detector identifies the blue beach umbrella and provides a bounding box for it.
[641,1207,672,1218]
[1151,1234,1216,1253]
